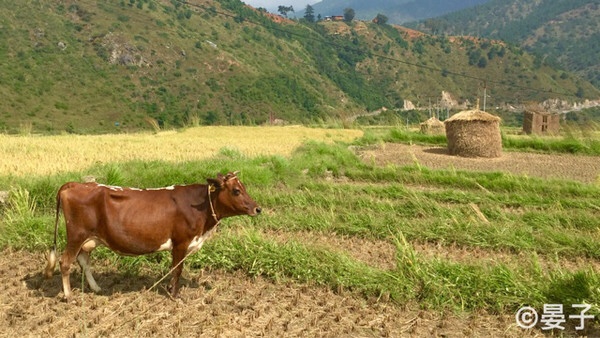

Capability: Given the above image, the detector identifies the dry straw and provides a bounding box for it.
[419,117,445,135]
[444,108,502,158]
[1,126,363,177]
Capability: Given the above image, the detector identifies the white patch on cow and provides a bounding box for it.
[96,183,124,191]
[146,185,175,191]
[187,228,216,254]
[96,183,179,191]
[81,238,102,251]
[157,238,173,252]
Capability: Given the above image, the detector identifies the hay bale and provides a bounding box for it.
[420,117,445,135]
[444,108,502,158]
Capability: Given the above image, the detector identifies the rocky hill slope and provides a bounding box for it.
[0,0,597,133]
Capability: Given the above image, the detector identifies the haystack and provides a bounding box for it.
[420,117,445,135]
[444,108,502,158]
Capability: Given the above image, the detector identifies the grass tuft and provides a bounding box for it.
[0,186,51,250]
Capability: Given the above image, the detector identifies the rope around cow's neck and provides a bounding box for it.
[207,184,220,225]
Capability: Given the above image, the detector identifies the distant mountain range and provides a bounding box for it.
[407,0,600,88]
[294,0,599,89]
[1,0,598,134]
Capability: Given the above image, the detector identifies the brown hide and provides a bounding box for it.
[45,172,260,299]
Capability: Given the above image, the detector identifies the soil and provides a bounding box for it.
[2,145,599,337]
[358,143,600,184]
[0,249,540,338]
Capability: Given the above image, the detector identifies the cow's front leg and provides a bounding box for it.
[168,246,187,298]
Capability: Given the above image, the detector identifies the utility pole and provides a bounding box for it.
[428,98,432,118]
[483,80,487,111]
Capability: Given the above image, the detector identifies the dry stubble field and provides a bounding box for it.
[1,127,599,337]
[0,126,363,176]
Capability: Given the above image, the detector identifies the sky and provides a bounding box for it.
[242,0,320,12]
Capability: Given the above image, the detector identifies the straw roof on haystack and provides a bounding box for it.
[420,117,445,135]
[444,107,502,158]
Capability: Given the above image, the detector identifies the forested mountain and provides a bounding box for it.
[408,0,600,88]
[297,0,492,24]
[0,0,597,133]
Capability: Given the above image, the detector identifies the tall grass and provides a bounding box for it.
[502,134,600,155]
[0,186,52,250]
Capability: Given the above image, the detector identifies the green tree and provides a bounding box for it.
[304,5,315,23]
[374,13,388,25]
[477,56,488,68]
[343,8,355,22]
[468,48,482,66]
[423,18,445,35]
[277,5,293,18]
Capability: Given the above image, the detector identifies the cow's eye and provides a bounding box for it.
[233,188,241,196]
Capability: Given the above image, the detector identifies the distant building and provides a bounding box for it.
[522,110,560,135]
[324,15,344,21]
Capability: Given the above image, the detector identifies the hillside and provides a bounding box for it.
[408,0,600,88]
[298,0,492,24]
[0,0,598,134]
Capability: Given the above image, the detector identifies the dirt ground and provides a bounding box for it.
[1,249,543,338]
[1,145,599,337]
[358,143,600,184]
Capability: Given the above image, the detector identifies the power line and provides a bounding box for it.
[177,0,581,99]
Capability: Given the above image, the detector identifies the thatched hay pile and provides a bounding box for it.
[420,117,445,135]
[444,108,502,158]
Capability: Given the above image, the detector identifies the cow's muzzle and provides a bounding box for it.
[251,207,262,216]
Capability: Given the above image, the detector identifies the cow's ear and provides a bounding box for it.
[207,178,222,190]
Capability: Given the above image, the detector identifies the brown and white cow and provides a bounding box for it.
[44,172,261,300]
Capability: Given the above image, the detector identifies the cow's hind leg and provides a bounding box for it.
[77,250,101,293]
[60,235,97,300]
[60,239,83,300]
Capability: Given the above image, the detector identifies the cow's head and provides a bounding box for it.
[207,171,261,218]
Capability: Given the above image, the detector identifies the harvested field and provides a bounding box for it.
[0,126,362,177]
[2,133,600,338]
[1,249,539,338]
[359,143,600,184]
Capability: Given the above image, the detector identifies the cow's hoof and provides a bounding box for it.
[61,296,78,305]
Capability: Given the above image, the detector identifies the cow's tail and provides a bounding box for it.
[44,189,61,279]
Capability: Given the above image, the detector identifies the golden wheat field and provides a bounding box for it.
[1,126,363,177]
